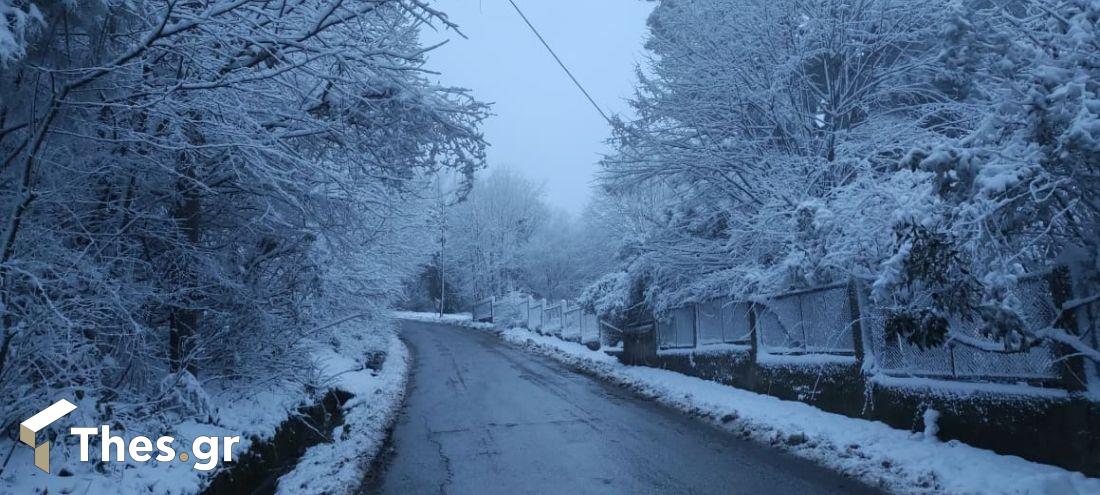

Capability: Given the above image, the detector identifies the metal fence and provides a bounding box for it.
[600,320,624,350]
[472,297,494,322]
[581,311,600,345]
[472,270,1084,385]
[473,295,601,346]
[493,294,529,327]
[861,274,1062,380]
[562,306,577,338]
[1074,295,1100,391]
[754,283,855,355]
[696,298,752,345]
[543,303,564,336]
[656,285,854,355]
[657,306,696,349]
[562,306,583,342]
[527,298,544,330]
[646,273,1074,383]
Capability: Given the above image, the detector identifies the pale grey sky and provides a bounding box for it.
[423,0,654,214]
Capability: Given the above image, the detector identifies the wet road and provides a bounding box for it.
[365,320,882,495]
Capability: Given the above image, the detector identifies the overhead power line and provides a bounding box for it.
[505,0,612,124]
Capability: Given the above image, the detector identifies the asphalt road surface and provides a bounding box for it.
[364,320,883,495]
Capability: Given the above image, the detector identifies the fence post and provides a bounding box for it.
[948,344,957,378]
[692,303,699,348]
[748,303,759,362]
[846,279,865,364]
[490,296,495,323]
[796,294,808,351]
[1048,266,1088,392]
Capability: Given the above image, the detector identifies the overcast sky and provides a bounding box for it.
[423,0,655,214]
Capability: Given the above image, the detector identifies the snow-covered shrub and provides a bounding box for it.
[0,0,45,66]
[579,271,631,320]
[493,291,530,328]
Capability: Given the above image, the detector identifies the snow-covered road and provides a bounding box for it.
[365,320,881,494]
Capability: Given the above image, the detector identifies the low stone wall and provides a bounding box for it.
[867,380,1100,477]
[620,336,1100,477]
[204,389,354,495]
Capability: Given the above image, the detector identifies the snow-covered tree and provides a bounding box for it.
[598,0,1099,366]
[520,206,617,301]
[0,0,486,430]
[442,167,548,303]
[871,0,1100,359]
[602,0,951,307]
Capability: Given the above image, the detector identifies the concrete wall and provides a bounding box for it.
[620,334,1100,477]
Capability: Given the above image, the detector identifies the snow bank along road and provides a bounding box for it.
[364,320,881,494]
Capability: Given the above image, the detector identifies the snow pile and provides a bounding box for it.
[0,377,308,494]
[923,408,941,442]
[0,321,409,495]
[274,329,410,495]
[478,322,1098,495]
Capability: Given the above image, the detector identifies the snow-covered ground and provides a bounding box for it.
[0,322,409,495]
[275,327,409,495]
[393,310,492,329]
[397,312,1100,495]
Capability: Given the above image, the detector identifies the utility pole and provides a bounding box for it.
[439,213,446,317]
[437,177,447,318]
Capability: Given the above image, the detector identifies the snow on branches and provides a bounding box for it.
[0,0,486,433]
[597,0,1100,362]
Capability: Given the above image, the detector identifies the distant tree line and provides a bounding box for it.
[402,167,617,311]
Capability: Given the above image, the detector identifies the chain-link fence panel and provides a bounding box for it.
[657,306,695,349]
[862,274,1061,380]
[696,298,752,345]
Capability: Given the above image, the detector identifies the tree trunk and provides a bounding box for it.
[170,163,201,376]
